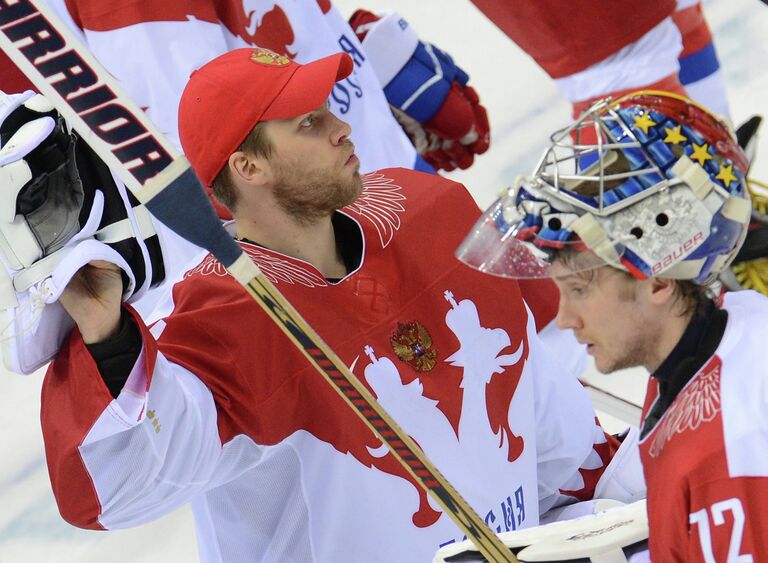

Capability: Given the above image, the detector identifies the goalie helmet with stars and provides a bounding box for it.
[457,90,752,284]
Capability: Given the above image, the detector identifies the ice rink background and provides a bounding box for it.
[1,0,766,561]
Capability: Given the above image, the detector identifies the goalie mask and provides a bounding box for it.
[457,91,751,284]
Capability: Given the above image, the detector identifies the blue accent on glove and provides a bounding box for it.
[413,153,436,174]
[383,42,468,123]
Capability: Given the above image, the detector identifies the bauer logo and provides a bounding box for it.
[651,231,704,275]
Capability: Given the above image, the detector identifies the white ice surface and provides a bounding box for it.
[1,1,766,561]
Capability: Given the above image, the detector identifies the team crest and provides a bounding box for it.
[390,321,437,372]
[250,48,290,66]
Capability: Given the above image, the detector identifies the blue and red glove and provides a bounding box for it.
[350,9,490,172]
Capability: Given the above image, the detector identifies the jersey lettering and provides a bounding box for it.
[338,33,365,67]
[439,486,527,547]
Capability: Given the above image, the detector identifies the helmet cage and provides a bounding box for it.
[458,92,751,283]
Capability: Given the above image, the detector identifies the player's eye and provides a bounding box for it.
[567,284,587,297]
[300,114,314,128]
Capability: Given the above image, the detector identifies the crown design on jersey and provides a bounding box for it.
[250,47,290,66]
[390,320,437,372]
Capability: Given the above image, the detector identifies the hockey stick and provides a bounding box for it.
[579,379,642,427]
[0,2,517,561]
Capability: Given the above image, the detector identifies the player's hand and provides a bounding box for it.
[350,9,490,171]
[404,81,490,171]
[59,260,123,344]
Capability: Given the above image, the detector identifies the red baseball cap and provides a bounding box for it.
[178,48,354,187]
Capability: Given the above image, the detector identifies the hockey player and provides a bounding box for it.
[469,0,768,300]
[470,0,730,118]
[3,50,644,562]
[0,0,489,178]
[0,0,496,371]
[458,91,767,560]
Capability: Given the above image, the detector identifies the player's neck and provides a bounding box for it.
[643,307,695,373]
[235,211,347,278]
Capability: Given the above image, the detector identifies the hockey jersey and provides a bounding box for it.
[639,290,768,561]
[469,0,675,78]
[0,0,434,315]
[0,0,418,172]
[44,169,612,563]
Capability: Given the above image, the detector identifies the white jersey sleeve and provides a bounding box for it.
[41,307,235,530]
[524,307,636,514]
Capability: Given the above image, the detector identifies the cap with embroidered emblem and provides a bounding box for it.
[179,48,354,186]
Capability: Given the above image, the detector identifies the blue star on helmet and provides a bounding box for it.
[632,112,657,134]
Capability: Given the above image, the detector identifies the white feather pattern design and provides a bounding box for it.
[345,173,406,248]
[648,362,721,458]
[184,245,328,288]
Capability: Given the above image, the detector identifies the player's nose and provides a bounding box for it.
[329,112,352,145]
[555,299,582,331]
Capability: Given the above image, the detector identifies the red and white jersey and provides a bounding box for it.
[469,0,675,79]
[639,290,768,562]
[1,0,417,172]
[44,169,611,563]
[0,0,424,313]
[470,0,689,109]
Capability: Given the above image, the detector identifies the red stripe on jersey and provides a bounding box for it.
[571,73,687,117]
[470,0,675,78]
[42,305,158,528]
[63,0,219,31]
[673,5,713,57]
[0,50,35,93]
[517,278,559,331]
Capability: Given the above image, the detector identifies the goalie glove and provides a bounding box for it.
[0,90,165,374]
[350,9,490,172]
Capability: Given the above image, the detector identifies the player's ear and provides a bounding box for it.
[227,151,270,187]
[648,277,677,306]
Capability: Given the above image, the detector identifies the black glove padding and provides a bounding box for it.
[0,91,164,294]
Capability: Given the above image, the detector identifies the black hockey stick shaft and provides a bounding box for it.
[0,2,517,561]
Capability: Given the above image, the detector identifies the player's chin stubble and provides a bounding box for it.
[272,164,362,225]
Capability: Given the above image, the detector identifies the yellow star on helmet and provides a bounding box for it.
[690,143,713,166]
[663,125,687,145]
[632,112,657,134]
[716,162,737,188]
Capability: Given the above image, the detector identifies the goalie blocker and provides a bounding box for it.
[0,90,165,374]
